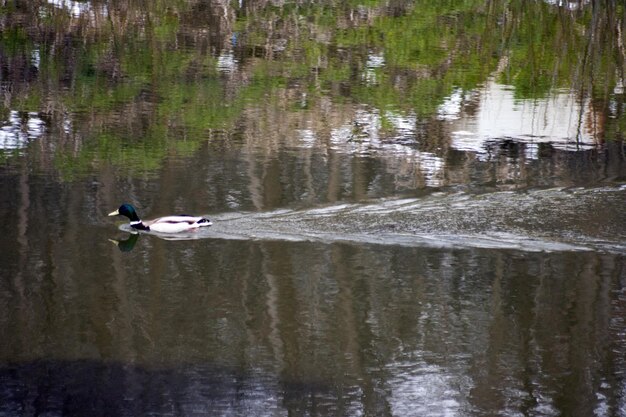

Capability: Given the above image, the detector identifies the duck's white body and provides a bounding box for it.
[136,215,212,233]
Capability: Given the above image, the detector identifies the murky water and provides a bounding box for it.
[1,1,626,416]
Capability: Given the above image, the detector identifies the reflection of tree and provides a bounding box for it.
[469,252,626,416]
[1,0,624,178]
[1,198,625,415]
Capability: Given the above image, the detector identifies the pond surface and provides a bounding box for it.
[1,1,626,416]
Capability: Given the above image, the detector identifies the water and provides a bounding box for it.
[1,1,626,416]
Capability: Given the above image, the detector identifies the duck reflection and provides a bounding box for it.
[108,226,214,251]
[108,233,140,252]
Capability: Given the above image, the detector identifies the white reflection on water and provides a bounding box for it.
[31,49,41,69]
[321,107,445,186]
[437,88,465,121]
[217,50,238,73]
[543,0,590,10]
[0,111,45,150]
[364,51,385,85]
[388,361,469,417]
[448,81,600,157]
[297,128,317,148]
[46,0,98,18]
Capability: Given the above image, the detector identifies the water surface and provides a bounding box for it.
[1,1,625,416]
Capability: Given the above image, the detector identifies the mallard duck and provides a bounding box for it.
[108,203,212,233]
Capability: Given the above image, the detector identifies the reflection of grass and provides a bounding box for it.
[54,146,98,181]
[330,1,501,114]
[1,0,624,180]
[54,131,170,180]
[54,65,277,179]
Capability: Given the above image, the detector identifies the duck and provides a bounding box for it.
[108,203,212,233]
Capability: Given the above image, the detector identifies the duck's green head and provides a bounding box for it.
[108,203,140,222]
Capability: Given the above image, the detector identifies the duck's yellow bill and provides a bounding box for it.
[108,210,119,216]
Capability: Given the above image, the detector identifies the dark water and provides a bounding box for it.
[1,1,626,416]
